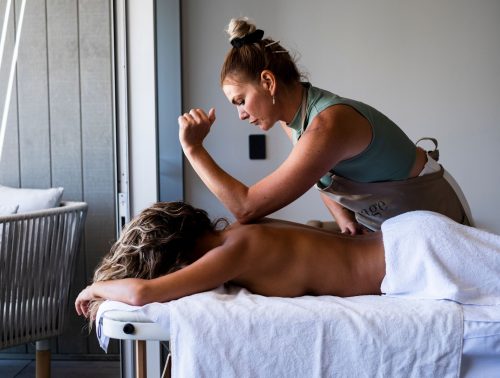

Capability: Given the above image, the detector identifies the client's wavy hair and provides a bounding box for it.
[87,201,228,325]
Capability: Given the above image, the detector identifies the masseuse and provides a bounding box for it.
[178,17,471,234]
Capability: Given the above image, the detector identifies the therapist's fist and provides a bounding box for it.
[178,108,216,151]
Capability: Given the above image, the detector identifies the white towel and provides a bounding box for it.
[381,211,500,306]
[169,287,462,378]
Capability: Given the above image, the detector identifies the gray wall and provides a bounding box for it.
[0,0,117,356]
[181,0,500,233]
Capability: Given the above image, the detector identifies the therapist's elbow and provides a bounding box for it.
[234,207,261,224]
[231,188,271,224]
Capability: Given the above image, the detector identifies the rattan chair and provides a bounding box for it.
[0,201,87,378]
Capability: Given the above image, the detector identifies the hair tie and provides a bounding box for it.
[230,29,264,48]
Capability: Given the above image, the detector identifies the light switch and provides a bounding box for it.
[249,134,266,159]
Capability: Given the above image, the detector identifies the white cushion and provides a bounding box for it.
[0,185,64,213]
[0,203,18,215]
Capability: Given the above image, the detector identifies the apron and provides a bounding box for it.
[317,166,471,231]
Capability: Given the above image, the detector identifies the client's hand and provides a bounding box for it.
[75,285,95,318]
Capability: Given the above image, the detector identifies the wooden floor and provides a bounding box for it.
[0,359,120,378]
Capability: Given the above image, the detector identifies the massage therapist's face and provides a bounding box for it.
[222,75,277,131]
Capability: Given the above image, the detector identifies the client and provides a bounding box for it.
[75,201,500,322]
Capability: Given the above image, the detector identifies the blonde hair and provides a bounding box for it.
[86,202,228,327]
[225,17,257,42]
[220,17,301,86]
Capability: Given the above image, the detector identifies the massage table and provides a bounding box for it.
[97,212,500,377]
[97,288,500,378]
[101,309,170,378]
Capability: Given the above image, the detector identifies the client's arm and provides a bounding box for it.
[75,278,149,317]
[75,244,245,318]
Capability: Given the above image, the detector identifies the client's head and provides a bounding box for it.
[87,201,227,323]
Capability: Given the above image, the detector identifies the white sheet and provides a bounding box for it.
[96,296,500,377]
[381,211,500,305]
[461,306,500,378]
[165,287,462,378]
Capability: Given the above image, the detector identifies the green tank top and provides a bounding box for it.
[287,83,417,184]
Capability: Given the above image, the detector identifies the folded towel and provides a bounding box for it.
[381,211,500,305]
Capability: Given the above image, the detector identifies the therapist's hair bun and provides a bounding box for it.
[226,17,257,41]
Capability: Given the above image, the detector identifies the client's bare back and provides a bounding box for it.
[212,219,386,298]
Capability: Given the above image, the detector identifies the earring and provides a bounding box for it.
[272,95,275,105]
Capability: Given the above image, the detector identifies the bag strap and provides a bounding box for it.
[416,137,439,161]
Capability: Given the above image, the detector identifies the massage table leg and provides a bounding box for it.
[133,340,171,378]
[135,340,147,378]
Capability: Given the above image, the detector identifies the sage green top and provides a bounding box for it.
[287,83,417,184]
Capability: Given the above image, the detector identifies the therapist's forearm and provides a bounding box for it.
[183,144,254,221]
